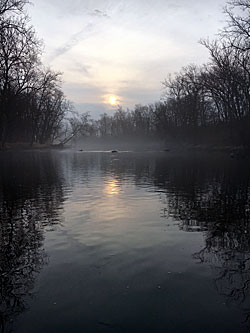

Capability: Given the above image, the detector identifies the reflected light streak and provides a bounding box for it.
[104,178,120,195]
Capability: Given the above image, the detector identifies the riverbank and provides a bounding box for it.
[0,142,70,150]
[1,141,249,159]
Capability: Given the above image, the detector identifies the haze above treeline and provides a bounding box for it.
[1,0,250,148]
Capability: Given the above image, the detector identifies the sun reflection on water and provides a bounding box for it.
[104,178,120,195]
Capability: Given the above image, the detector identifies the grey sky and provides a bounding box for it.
[29,0,226,117]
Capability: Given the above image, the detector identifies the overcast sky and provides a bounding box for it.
[29,0,226,117]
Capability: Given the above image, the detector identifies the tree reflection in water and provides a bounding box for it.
[150,154,250,328]
[0,152,64,333]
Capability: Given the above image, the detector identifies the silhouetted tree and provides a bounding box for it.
[0,0,71,147]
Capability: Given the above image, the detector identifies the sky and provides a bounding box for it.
[29,0,227,118]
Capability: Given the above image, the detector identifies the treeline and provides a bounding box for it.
[0,0,70,147]
[64,104,178,143]
[72,0,250,147]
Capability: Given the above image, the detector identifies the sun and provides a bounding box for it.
[109,96,117,105]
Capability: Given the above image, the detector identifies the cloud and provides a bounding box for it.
[48,24,93,61]
[47,7,110,62]
[62,81,107,103]
[69,62,91,76]
[74,102,114,119]
[117,86,161,107]
[90,9,110,18]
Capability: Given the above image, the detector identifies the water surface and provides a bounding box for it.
[1,151,250,332]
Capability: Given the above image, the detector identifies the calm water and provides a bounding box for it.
[1,151,250,332]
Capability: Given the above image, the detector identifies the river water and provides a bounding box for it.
[0,150,250,332]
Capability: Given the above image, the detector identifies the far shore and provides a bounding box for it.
[1,141,250,158]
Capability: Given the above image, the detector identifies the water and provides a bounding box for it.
[0,150,250,332]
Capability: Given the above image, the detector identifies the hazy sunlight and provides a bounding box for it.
[109,96,118,106]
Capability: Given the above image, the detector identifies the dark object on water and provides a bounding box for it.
[111,150,118,153]
[164,148,170,152]
[97,321,114,328]
[230,150,248,159]
[79,149,83,152]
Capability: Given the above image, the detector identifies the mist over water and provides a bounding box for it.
[0,151,250,332]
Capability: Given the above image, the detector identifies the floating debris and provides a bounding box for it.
[97,321,114,328]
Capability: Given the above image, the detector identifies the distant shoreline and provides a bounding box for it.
[1,142,249,158]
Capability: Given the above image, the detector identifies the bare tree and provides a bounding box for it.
[0,0,29,16]
[223,0,250,51]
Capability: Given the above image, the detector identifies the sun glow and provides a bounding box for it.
[109,96,118,105]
